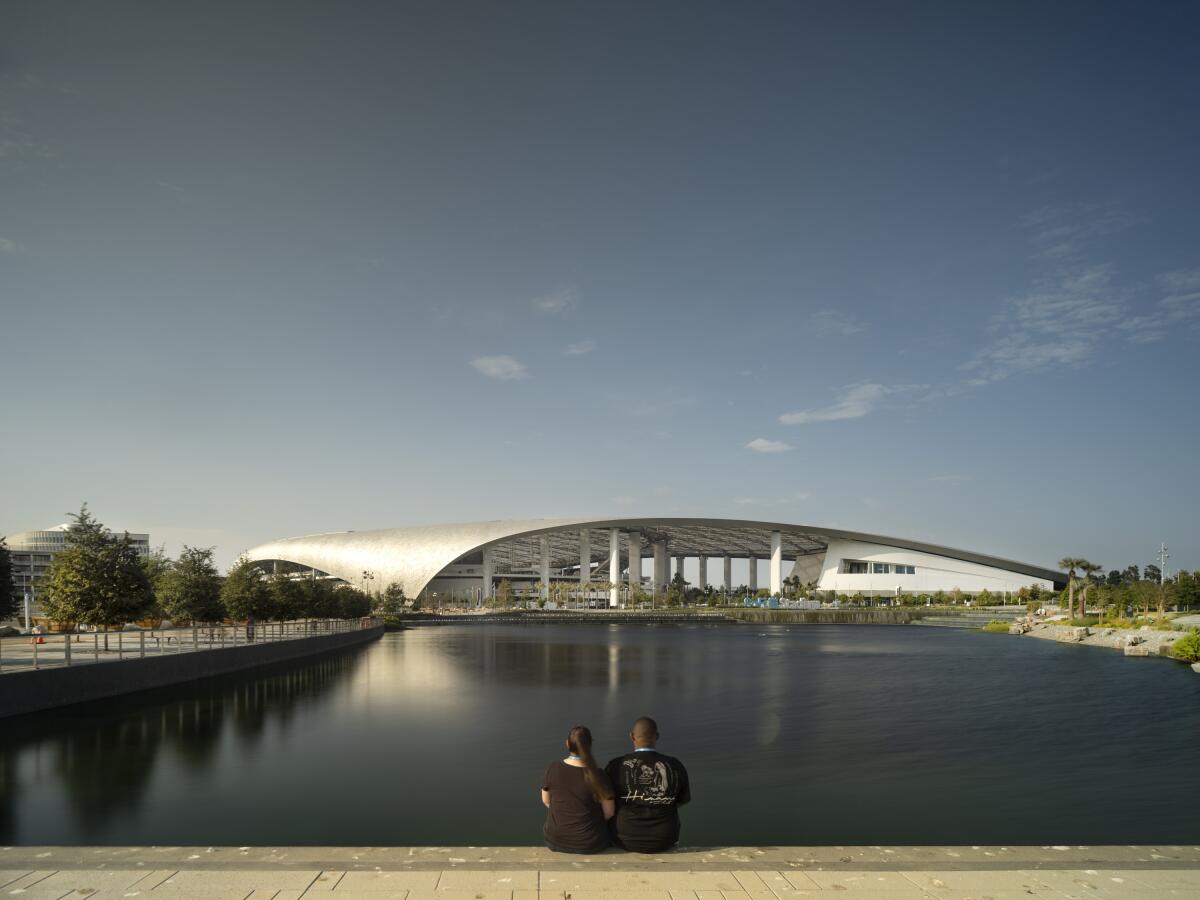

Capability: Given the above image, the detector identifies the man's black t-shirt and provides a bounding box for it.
[604,749,690,852]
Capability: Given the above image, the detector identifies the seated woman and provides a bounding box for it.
[540,725,615,853]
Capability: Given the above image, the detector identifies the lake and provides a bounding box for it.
[2,623,1198,845]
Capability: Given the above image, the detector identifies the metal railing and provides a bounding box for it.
[0,617,381,674]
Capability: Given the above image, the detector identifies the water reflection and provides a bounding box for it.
[0,648,366,843]
[3,625,1199,846]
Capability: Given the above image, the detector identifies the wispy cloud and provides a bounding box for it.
[533,286,578,314]
[963,264,1124,383]
[470,355,528,380]
[809,309,863,337]
[627,387,697,418]
[1020,203,1144,261]
[745,437,793,453]
[779,383,921,425]
[1118,269,1200,343]
[0,237,21,253]
[734,491,810,506]
[928,474,971,484]
[564,338,596,355]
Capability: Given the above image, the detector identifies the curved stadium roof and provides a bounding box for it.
[245,517,1065,597]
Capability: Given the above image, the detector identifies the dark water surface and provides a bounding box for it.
[2,624,1198,845]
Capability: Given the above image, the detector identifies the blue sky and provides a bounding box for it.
[1,1,1197,574]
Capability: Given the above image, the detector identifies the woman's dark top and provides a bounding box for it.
[542,761,610,852]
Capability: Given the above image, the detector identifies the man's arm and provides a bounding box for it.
[675,760,691,806]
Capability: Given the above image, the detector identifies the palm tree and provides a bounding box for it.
[1058,558,1086,619]
[1077,561,1102,619]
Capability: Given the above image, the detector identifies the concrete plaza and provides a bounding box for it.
[2,845,1198,899]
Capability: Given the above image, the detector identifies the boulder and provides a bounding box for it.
[1192,663,1200,674]
[1125,641,1162,657]
[1124,634,1143,647]
[1058,626,1089,643]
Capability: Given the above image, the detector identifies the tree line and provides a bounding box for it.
[1,505,374,632]
[1057,554,1199,621]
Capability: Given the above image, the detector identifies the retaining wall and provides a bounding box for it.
[728,608,913,625]
[0,624,383,719]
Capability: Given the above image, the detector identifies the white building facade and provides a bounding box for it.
[4,525,151,626]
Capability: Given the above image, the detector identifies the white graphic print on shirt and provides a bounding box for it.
[619,757,677,806]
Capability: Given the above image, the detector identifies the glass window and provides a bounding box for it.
[873,563,890,574]
[845,560,869,574]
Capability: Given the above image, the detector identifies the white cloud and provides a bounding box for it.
[779,383,920,425]
[564,338,596,355]
[734,491,810,506]
[533,286,578,314]
[809,309,863,337]
[470,355,528,380]
[927,474,971,484]
[1020,203,1144,261]
[0,237,20,253]
[963,264,1124,383]
[1119,268,1200,343]
[745,437,793,453]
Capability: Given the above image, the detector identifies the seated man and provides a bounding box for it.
[604,716,690,853]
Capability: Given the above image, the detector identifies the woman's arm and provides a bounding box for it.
[541,789,552,808]
[601,797,615,820]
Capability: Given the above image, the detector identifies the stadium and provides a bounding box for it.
[245,518,1065,606]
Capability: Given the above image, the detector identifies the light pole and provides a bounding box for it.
[1157,544,1169,584]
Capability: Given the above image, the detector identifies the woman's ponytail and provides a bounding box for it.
[567,725,614,802]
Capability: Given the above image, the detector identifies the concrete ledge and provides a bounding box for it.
[3,845,1198,871]
[0,625,383,719]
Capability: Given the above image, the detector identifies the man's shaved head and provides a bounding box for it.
[631,716,659,746]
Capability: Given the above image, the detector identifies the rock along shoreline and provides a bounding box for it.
[1008,620,1194,665]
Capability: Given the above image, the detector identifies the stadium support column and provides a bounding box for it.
[653,540,668,598]
[673,556,684,585]
[723,555,732,595]
[481,546,494,605]
[627,532,641,596]
[698,556,708,591]
[748,556,758,593]
[609,528,621,608]
[770,530,783,595]
[540,535,550,600]
[579,530,591,587]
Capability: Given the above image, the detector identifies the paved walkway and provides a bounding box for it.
[2,846,1198,899]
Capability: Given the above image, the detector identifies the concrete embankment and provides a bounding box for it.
[1010,621,1190,660]
[726,607,913,625]
[1,844,1196,899]
[400,608,920,626]
[0,624,383,719]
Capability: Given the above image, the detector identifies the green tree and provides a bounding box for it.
[139,545,172,622]
[1144,563,1162,585]
[269,572,307,622]
[339,587,373,618]
[496,578,512,608]
[221,555,274,621]
[1175,570,1199,610]
[1077,561,1102,618]
[303,578,341,618]
[977,588,994,607]
[0,536,16,623]
[1058,558,1087,617]
[379,583,406,616]
[39,505,155,644]
[158,546,223,624]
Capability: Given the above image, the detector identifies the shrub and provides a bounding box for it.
[1170,629,1200,663]
[981,620,1010,633]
